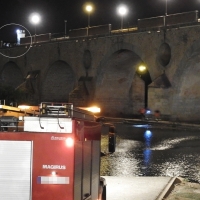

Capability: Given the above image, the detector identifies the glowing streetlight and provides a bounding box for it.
[138,65,147,72]
[117,5,128,30]
[29,13,41,35]
[137,64,149,108]
[85,4,93,27]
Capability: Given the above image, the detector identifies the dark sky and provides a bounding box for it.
[0,0,199,42]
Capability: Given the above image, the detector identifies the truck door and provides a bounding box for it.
[0,140,32,200]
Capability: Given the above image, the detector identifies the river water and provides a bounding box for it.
[100,122,200,183]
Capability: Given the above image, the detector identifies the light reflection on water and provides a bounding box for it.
[143,130,152,168]
[100,124,200,183]
[151,136,200,150]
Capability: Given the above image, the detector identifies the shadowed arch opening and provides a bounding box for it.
[174,60,200,121]
[172,39,200,122]
[0,61,24,88]
[95,49,149,117]
[42,60,75,102]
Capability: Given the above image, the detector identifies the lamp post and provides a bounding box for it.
[137,64,148,108]
[117,5,128,31]
[29,13,41,43]
[64,20,67,37]
[85,4,93,28]
[164,0,168,35]
[165,0,168,16]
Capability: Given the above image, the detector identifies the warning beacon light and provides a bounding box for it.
[65,137,74,147]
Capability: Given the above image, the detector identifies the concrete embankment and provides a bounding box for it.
[103,176,178,200]
[100,116,200,130]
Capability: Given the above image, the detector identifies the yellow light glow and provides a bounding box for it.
[87,106,101,113]
[86,5,93,12]
[78,106,101,113]
[138,65,146,72]
[18,105,30,110]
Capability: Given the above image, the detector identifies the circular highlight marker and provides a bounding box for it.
[0,23,32,59]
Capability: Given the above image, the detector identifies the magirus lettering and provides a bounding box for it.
[42,165,66,170]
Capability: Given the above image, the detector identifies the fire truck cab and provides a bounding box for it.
[0,102,114,200]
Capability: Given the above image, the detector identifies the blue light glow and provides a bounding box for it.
[146,110,151,114]
[144,130,152,148]
[144,130,152,138]
[143,149,152,165]
[143,130,153,168]
[133,124,151,128]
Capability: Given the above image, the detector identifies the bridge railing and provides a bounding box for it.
[0,10,199,49]
[138,10,199,31]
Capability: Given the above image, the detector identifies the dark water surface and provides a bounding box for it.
[101,123,200,183]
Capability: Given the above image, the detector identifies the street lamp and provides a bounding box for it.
[29,13,41,42]
[137,64,148,108]
[138,65,147,73]
[117,5,128,30]
[85,4,93,27]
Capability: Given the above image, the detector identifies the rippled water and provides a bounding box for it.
[100,123,200,183]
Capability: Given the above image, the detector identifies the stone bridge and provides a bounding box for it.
[1,23,200,122]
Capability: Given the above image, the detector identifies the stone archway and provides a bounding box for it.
[171,39,200,122]
[95,49,145,117]
[0,61,24,88]
[41,60,75,102]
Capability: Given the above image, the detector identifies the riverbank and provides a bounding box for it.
[99,116,200,130]
[101,176,200,200]
[100,116,200,199]
[164,177,200,200]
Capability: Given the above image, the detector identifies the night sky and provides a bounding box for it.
[0,0,199,42]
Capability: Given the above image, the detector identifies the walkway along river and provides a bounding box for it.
[100,120,200,183]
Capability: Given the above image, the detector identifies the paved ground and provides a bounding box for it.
[102,176,175,200]
[103,176,200,200]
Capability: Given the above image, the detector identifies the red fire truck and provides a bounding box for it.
[0,102,115,200]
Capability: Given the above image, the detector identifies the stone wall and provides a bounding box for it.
[1,24,200,121]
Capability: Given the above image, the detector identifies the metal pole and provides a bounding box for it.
[88,13,90,27]
[164,0,167,41]
[64,20,67,37]
[34,25,36,43]
[87,13,90,36]
[121,16,123,30]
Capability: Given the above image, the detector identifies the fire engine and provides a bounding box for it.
[0,102,116,200]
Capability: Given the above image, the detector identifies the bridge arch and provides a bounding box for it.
[95,43,147,116]
[0,61,23,88]
[171,39,200,121]
[41,60,75,102]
